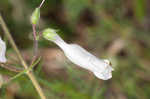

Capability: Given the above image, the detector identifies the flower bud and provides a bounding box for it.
[30,8,40,25]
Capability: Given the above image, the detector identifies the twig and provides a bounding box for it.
[32,24,38,63]
[0,14,46,99]
[39,0,46,8]
[0,63,22,73]
[3,57,41,86]
[31,0,46,65]
[10,57,41,82]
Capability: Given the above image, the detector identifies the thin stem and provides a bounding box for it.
[32,0,46,63]
[0,63,22,72]
[0,14,46,99]
[3,57,41,86]
[39,31,43,37]
[9,57,41,82]
[32,24,38,58]
[39,0,46,8]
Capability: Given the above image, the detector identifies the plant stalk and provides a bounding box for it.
[0,14,46,99]
[31,24,38,64]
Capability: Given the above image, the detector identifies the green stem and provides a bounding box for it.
[0,14,46,99]
[6,57,41,84]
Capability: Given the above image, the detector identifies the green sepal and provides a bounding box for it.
[42,28,58,41]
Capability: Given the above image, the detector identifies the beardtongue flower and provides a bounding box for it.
[0,37,7,63]
[43,28,114,80]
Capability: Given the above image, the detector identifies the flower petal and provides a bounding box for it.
[0,37,7,63]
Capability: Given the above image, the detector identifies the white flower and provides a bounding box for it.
[43,28,114,80]
[0,37,7,63]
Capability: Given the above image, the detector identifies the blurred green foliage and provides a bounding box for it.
[0,0,150,99]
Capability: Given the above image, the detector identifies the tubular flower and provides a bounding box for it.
[0,37,7,63]
[43,28,114,80]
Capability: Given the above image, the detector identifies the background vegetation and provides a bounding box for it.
[0,0,150,99]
